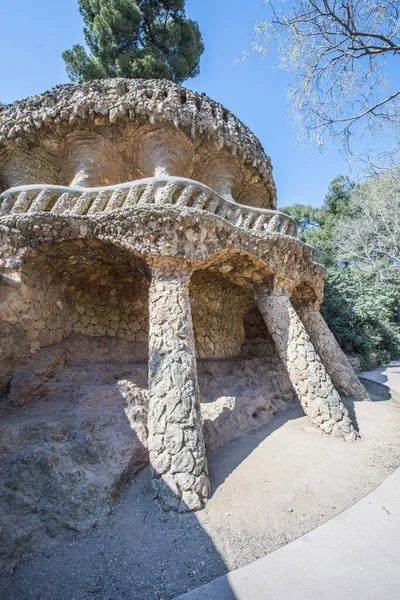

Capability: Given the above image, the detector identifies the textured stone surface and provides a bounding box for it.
[148,263,209,511]
[190,271,252,358]
[60,130,129,187]
[297,303,370,401]
[0,206,324,395]
[256,291,357,441]
[0,337,149,573]
[0,326,297,571]
[0,79,275,208]
[0,238,150,393]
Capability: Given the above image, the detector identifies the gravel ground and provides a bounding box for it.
[2,379,400,600]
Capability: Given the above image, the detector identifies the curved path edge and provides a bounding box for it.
[176,367,400,600]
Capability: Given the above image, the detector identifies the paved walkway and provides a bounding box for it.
[360,361,400,390]
[177,365,400,600]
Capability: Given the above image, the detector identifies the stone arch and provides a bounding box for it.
[198,248,274,289]
[127,124,195,178]
[3,238,151,387]
[59,131,129,187]
[290,280,320,309]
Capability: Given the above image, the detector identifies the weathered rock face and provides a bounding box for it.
[0,336,149,573]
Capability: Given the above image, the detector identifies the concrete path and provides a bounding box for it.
[360,361,400,391]
[177,365,400,600]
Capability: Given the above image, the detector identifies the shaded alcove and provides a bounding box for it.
[0,239,152,402]
[20,238,150,361]
[190,270,253,359]
[189,269,297,449]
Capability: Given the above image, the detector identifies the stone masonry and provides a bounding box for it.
[148,262,209,511]
[296,303,370,401]
[256,285,357,441]
[0,79,369,533]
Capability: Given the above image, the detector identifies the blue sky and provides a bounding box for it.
[0,0,396,207]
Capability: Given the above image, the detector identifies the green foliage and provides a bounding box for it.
[321,269,400,369]
[323,175,355,217]
[283,174,400,366]
[63,0,204,83]
[281,175,355,267]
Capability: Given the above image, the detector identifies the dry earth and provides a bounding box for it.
[2,379,400,600]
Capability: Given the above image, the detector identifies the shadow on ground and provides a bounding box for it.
[1,377,399,600]
[0,404,305,600]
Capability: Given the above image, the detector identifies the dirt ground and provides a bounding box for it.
[2,379,400,600]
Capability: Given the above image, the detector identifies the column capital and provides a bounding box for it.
[254,275,296,299]
[146,257,195,283]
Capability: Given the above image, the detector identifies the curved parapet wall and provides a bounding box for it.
[0,177,297,237]
[0,79,276,208]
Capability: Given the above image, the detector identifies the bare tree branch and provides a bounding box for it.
[254,0,400,170]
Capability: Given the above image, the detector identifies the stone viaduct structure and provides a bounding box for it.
[0,79,369,513]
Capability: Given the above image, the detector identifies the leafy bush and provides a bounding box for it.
[322,268,400,369]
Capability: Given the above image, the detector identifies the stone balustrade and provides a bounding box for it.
[0,176,297,237]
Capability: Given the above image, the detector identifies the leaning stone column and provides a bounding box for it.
[147,261,209,512]
[255,286,357,441]
[296,303,370,401]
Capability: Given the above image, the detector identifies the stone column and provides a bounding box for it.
[255,287,357,441]
[296,303,370,401]
[147,262,209,512]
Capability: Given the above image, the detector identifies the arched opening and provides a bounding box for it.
[5,238,150,407]
[189,261,296,449]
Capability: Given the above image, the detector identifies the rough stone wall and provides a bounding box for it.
[190,271,252,359]
[0,145,62,190]
[0,239,150,395]
[64,262,149,343]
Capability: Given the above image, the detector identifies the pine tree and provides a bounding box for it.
[63,0,204,83]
